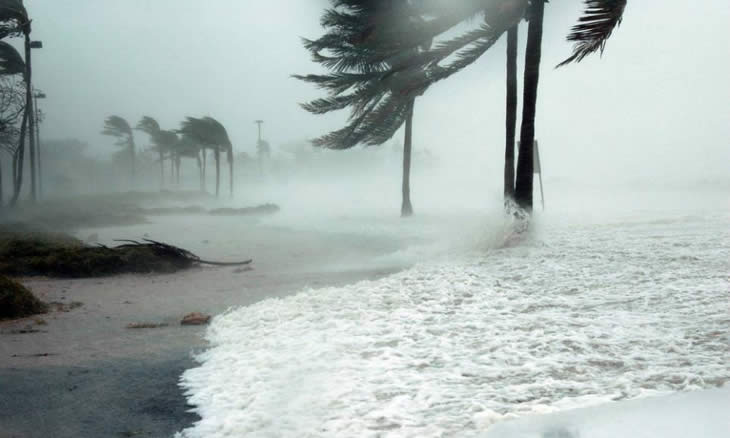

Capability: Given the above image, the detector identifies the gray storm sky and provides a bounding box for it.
[23,0,730,186]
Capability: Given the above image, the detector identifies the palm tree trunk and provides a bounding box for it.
[196,153,203,192]
[515,0,544,212]
[504,24,518,202]
[129,137,136,189]
[214,148,220,197]
[201,149,207,191]
[0,157,4,206]
[228,148,234,197]
[176,155,181,184]
[9,106,30,206]
[401,99,415,217]
[159,150,165,189]
[169,154,174,184]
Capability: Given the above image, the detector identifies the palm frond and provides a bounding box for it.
[101,115,133,138]
[0,41,23,76]
[557,0,627,67]
[0,0,28,38]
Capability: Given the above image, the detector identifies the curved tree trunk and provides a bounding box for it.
[214,148,220,197]
[515,0,544,212]
[401,99,415,217]
[504,25,518,202]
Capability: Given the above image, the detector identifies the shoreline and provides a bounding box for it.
[0,215,409,438]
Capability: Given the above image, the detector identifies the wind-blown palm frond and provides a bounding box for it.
[557,0,627,67]
[298,0,525,149]
[102,115,132,138]
[135,116,161,136]
[0,41,24,76]
[0,0,28,39]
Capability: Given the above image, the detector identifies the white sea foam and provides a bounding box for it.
[177,210,729,437]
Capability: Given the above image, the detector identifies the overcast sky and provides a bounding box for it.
[22,0,730,186]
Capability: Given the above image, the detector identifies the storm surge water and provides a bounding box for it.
[176,189,729,438]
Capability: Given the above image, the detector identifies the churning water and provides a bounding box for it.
[176,191,729,437]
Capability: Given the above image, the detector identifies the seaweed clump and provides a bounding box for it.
[0,275,48,320]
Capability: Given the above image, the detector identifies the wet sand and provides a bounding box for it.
[0,216,406,438]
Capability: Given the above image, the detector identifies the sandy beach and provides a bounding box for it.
[0,214,408,438]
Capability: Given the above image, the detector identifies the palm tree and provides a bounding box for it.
[300,0,629,213]
[296,0,432,217]
[102,116,136,187]
[136,116,182,188]
[178,117,233,197]
[0,1,31,206]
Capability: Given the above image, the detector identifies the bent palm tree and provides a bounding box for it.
[136,116,181,188]
[102,116,136,187]
[0,1,31,206]
[178,117,233,197]
[300,0,628,212]
[0,40,26,206]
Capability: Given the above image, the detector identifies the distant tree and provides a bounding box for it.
[178,117,233,197]
[136,116,182,188]
[296,0,432,217]
[102,116,136,187]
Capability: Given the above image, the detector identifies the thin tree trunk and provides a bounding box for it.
[201,149,207,192]
[159,150,165,189]
[10,106,30,206]
[0,157,3,206]
[129,136,136,189]
[176,155,181,184]
[170,154,174,184]
[214,148,220,197]
[401,99,415,217]
[228,148,233,197]
[196,153,203,192]
[515,0,544,212]
[504,25,518,201]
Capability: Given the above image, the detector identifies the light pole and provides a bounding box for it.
[34,90,46,198]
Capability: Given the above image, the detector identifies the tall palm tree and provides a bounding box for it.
[102,115,136,187]
[0,0,31,206]
[301,0,628,213]
[297,0,432,217]
[178,116,233,197]
[136,116,182,188]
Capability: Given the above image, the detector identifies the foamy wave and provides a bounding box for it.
[178,214,729,437]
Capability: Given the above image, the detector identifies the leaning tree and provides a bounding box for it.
[296,0,437,217]
[178,117,233,197]
[0,0,35,206]
[102,115,137,187]
[300,0,628,213]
